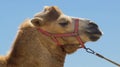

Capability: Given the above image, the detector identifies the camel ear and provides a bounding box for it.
[34,6,62,21]
[44,6,62,20]
[31,17,43,27]
[44,6,62,14]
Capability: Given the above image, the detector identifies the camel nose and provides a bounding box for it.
[89,22,98,28]
[88,22,102,35]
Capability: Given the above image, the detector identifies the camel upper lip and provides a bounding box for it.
[85,30,102,36]
[85,26,102,36]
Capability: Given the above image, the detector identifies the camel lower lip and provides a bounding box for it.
[90,36,100,41]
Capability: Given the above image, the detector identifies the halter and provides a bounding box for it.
[38,19,85,48]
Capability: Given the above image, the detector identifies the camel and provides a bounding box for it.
[0,6,102,67]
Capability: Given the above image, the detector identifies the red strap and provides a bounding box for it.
[38,28,52,36]
[74,19,79,33]
[76,36,84,48]
[51,36,61,45]
[54,33,75,37]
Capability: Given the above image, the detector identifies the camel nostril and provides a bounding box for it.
[89,22,98,28]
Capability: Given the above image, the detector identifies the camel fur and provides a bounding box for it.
[0,6,102,67]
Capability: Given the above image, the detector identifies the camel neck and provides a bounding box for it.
[6,28,66,67]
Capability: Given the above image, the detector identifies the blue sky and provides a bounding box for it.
[0,0,120,67]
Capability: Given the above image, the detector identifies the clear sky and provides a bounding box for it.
[0,0,120,67]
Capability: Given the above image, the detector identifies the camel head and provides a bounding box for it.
[31,6,102,54]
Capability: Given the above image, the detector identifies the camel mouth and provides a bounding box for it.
[89,34,101,41]
[85,28,102,41]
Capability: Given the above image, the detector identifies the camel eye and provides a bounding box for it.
[59,22,69,27]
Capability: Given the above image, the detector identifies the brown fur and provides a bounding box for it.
[0,19,67,67]
[0,6,102,67]
[0,6,78,67]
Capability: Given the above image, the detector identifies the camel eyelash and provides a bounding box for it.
[59,21,69,26]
